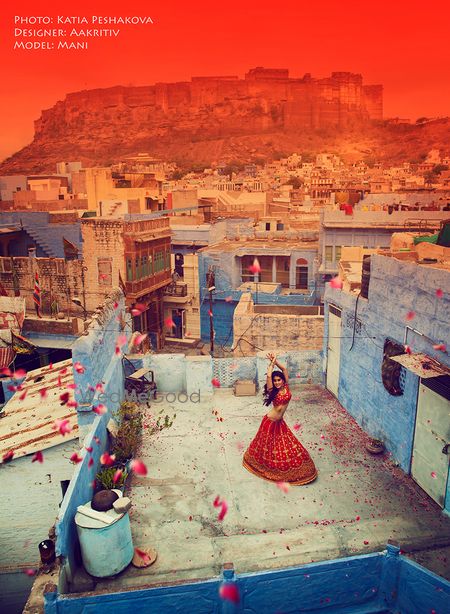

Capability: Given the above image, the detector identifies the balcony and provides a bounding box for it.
[163,282,189,302]
[125,272,171,299]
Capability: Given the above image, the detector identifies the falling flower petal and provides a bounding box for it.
[93,436,101,445]
[67,400,78,408]
[93,404,107,415]
[436,288,443,298]
[293,422,301,431]
[133,333,147,346]
[32,451,44,463]
[405,311,415,321]
[248,257,261,274]
[113,301,119,309]
[2,450,14,463]
[164,317,175,328]
[13,368,27,379]
[130,459,147,475]
[219,583,240,604]
[52,418,72,436]
[23,568,37,576]
[404,345,412,355]
[356,516,361,521]
[19,390,28,401]
[113,469,123,484]
[116,334,127,348]
[70,452,83,464]
[59,368,68,375]
[329,276,343,289]
[88,457,94,468]
[276,481,291,494]
[95,383,104,392]
[66,383,77,390]
[131,302,146,316]
[433,344,446,352]
[211,378,221,388]
[225,296,233,302]
[431,471,437,479]
[73,361,85,374]
[85,446,93,453]
[208,309,213,317]
[0,367,12,376]
[100,453,116,466]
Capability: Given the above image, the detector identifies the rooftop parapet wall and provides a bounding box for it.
[322,208,450,228]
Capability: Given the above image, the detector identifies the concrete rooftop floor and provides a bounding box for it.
[94,385,450,593]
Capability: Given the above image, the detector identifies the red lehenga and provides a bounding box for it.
[243,384,318,485]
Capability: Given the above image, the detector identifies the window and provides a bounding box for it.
[276,223,284,231]
[98,258,112,286]
[325,246,333,263]
[126,258,133,281]
[143,255,148,277]
[265,222,271,231]
[335,246,342,262]
[241,255,260,283]
[141,255,146,278]
[149,254,153,275]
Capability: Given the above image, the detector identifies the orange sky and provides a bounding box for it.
[1,0,449,162]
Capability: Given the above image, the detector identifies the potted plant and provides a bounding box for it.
[96,466,129,490]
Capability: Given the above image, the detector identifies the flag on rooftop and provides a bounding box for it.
[33,272,41,318]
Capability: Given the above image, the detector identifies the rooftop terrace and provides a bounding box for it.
[86,385,450,594]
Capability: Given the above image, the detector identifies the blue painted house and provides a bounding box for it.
[323,253,450,514]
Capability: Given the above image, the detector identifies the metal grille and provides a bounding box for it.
[399,366,407,393]
[212,358,237,387]
[345,312,362,334]
[329,304,342,318]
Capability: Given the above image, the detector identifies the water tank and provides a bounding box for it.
[361,255,371,299]
[75,492,134,577]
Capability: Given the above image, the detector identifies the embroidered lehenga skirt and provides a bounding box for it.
[243,415,317,485]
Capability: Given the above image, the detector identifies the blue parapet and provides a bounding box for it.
[44,545,450,613]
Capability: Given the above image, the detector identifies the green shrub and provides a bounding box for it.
[112,401,143,463]
[96,466,128,490]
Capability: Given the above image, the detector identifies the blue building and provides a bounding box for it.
[324,252,450,514]
[198,236,320,346]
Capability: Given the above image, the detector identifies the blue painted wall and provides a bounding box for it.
[44,544,450,614]
[323,254,450,512]
[0,212,82,258]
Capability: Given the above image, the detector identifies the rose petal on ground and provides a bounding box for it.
[135,548,150,564]
[364,540,369,545]
[406,311,415,321]
[32,451,44,463]
[436,288,443,298]
[276,481,291,493]
[2,450,14,463]
[213,495,221,507]
[130,459,147,475]
[431,471,437,479]
[219,583,240,604]
[217,500,228,521]
[293,422,300,431]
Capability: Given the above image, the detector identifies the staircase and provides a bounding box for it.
[21,223,58,258]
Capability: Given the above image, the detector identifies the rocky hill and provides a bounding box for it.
[0,78,449,173]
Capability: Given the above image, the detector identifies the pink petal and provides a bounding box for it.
[293,422,301,431]
[356,515,361,521]
[131,302,146,315]
[133,334,147,346]
[329,276,343,289]
[66,401,78,408]
[100,453,116,466]
[431,471,437,479]
[217,500,228,521]
[59,368,68,375]
[135,547,150,564]
[113,469,123,484]
[213,496,221,508]
[130,459,147,476]
[219,583,240,604]
[93,404,107,415]
[39,388,48,398]
[404,345,412,354]
[116,334,127,347]
[70,452,83,464]
[249,257,261,274]
[211,378,221,388]
[59,392,70,404]
[405,311,415,321]
[208,309,213,317]
[13,368,27,379]
[364,540,369,545]
[433,344,446,352]
[95,382,104,392]
[32,451,44,463]
[66,383,77,390]
[115,346,121,355]
[93,436,101,445]
[73,361,85,374]
[2,450,14,463]
[19,390,28,401]
[164,317,175,328]
[276,481,290,493]
[88,457,94,468]
[436,288,443,298]
[23,568,37,576]
[225,296,233,302]
[0,367,12,376]
[52,418,72,436]
[320,434,325,439]
[85,446,93,453]
[113,301,119,309]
